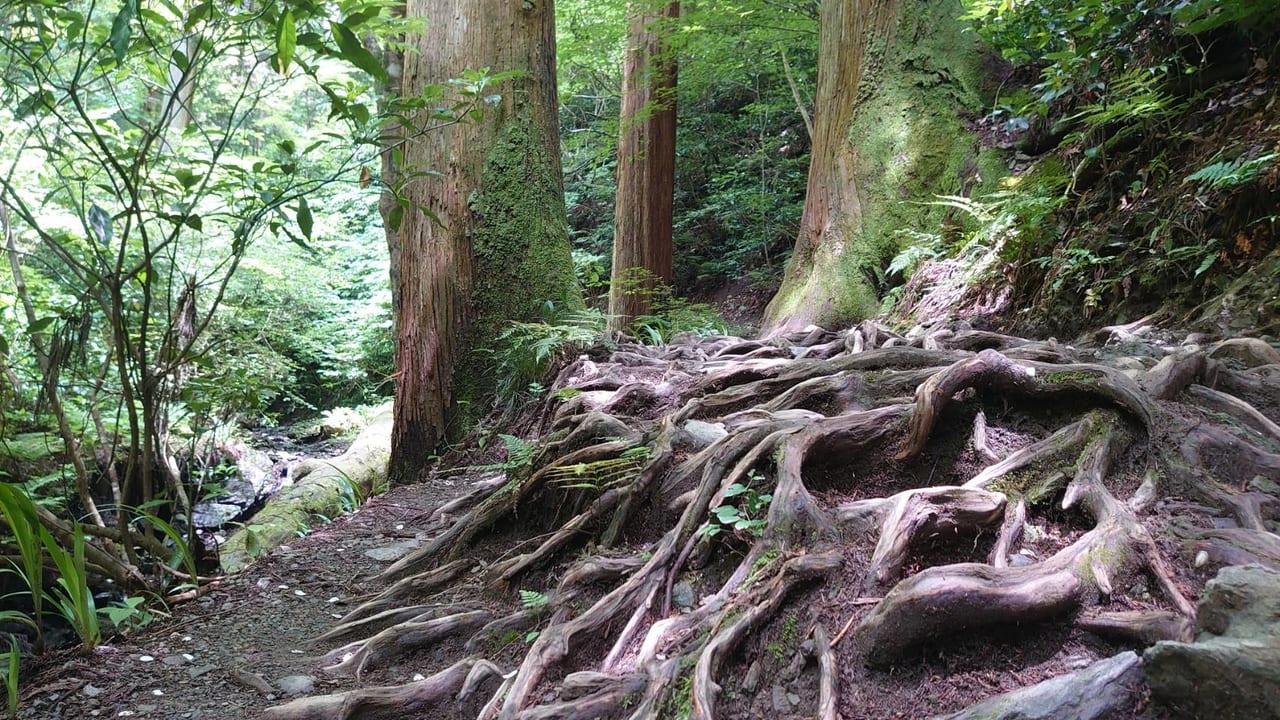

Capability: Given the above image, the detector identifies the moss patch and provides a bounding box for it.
[766,0,1005,331]
[455,115,581,415]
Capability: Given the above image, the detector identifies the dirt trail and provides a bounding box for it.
[20,478,471,719]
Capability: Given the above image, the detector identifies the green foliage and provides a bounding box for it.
[556,0,814,296]
[612,269,729,343]
[98,596,155,634]
[41,527,99,652]
[0,483,47,649]
[489,305,611,408]
[1185,152,1278,190]
[2,638,17,720]
[698,471,773,538]
[519,589,550,610]
[1172,0,1280,35]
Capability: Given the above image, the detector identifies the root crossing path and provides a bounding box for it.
[30,323,1280,720]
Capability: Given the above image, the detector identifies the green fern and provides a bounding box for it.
[1185,153,1277,190]
[489,306,611,407]
[519,589,549,609]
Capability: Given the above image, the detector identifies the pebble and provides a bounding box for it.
[671,581,696,610]
[1009,554,1036,567]
[188,664,217,679]
[276,675,316,695]
[84,685,102,697]
[741,660,762,694]
[138,655,155,663]
[771,685,789,712]
[162,655,189,666]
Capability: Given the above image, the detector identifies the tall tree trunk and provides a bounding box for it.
[386,0,580,484]
[762,0,998,336]
[607,0,678,332]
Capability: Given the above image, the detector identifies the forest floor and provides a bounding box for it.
[18,478,475,720]
[16,321,1280,720]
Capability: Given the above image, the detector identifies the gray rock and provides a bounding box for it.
[1249,476,1280,496]
[679,420,727,450]
[161,654,189,666]
[930,652,1143,719]
[741,660,762,694]
[786,692,800,706]
[771,685,789,713]
[83,685,102,697]
[1145,564,1280,719]
[671,581,696,610]
[188,664,217,679]
[276,675,316,695]
[363,539,421,562]
[1008,553,1035,567]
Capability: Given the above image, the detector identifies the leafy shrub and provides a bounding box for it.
[489,305,611,407]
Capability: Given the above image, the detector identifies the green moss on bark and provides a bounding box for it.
[456,116,580,411]
[767,0,1004,331]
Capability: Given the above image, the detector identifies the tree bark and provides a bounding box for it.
[386,0,581,484]
[762,0,994,335]
[607,0,679,332]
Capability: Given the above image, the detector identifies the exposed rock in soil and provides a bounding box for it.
[932,651,1145,720]
[1145,564,1280,719]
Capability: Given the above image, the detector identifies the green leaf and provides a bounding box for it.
[183,214,203,232]
[15,90,53,119]
[1194,254,1216,277]
[27,317,55,335]
[713,505,741,523]
[276,10,296,74]
[387,205,403,231]
[329,22,386,83]
[110,0,137,62]
[184,1,211,29]
[0,337,8,356]
[297,197,314,240]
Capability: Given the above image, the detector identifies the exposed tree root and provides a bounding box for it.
[264,323,1279,720]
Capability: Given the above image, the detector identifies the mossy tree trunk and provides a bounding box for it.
[762,0,1000,335]
[608,0,679,332]
[386,0,581,485]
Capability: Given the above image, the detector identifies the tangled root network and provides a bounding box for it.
[263,321,1280,720]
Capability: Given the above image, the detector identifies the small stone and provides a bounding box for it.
[363,540,421,562]
[787,692,801,706]
[741,661,762,694]
[188,664,217,678]
[1248,476,1280,495]
[671,582,696,610]
[84,685,102,697]
[276,675,316,695]
[137,705,157,713]
[294,589,306,597]
[161,655,189,666]
[1009,554,1036,567]
[138,655,155,663]
[412,673,426,682]
[151,689,164,696]
[1211,516,1239,529]
[771,685,789,712]
[680,420,728,450]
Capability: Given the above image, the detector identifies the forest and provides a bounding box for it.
[1,0,1278,718]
